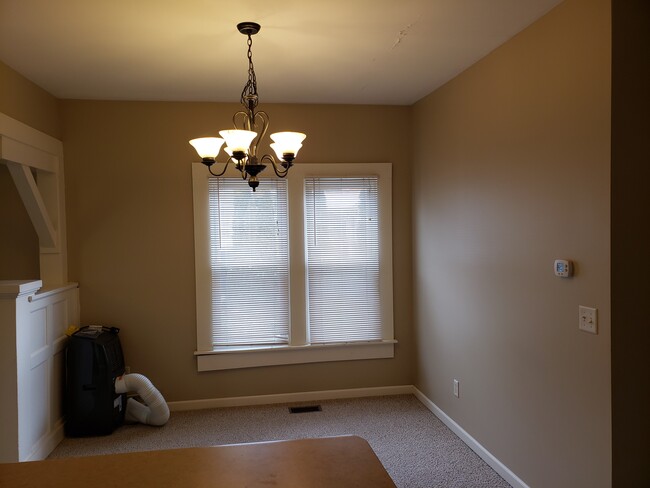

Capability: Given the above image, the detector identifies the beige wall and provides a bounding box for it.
[60,101,413,401]
[0,60,61,279]
[0,165,40,280]
[0,61,61,139]
[411,0,611,487]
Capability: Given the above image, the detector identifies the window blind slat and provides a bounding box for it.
[305,177,382,344]
[208,178,289,346]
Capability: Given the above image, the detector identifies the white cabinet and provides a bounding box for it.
[0,280,79,462]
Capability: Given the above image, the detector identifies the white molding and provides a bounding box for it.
[412,387,530,488]
[0,112,67,286]
[29,282,78,302]
[25,420,65,462]
[0,113,61,155]
[6,161,58,248]
[0,280,42,298]
[168,385,413,411]
[196,341,395,371]
[0,134,57,173]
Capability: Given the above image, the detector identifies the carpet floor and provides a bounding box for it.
[50,394,511,488]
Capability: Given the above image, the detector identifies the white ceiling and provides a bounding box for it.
[0,0,562,105]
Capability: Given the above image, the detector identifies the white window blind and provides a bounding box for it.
[305,177,382,343]
[208,178,289,346]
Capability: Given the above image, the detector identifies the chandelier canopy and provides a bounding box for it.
[189,22,306,191]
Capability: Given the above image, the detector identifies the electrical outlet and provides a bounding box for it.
[125,366,131,374]
[453,379,459,398]
[578,306,598,334]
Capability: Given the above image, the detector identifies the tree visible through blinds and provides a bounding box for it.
[208,178,289,346]
[305,177,382,343]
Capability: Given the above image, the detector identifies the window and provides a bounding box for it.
[305,177,382,344]
[208,178,289,346]
[192,163,394,371]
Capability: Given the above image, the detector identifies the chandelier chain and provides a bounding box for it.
[240,34,259,111]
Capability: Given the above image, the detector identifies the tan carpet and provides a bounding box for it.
[50,394,511,488]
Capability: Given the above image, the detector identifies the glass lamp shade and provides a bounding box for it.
[189,137,225,160]
[218,130,257,153]
[271,143,302,161]
[270,132,306,160]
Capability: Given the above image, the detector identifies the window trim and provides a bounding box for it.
[192,162,394,371]
[195,340,397,372]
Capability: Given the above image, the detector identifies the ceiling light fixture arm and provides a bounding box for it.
[205,158,234,178]
[260,154,293,178]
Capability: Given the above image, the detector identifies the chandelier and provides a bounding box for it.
[189,22,306,191]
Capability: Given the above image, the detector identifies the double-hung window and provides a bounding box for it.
[208,178,289,346]
[192,163,394,371]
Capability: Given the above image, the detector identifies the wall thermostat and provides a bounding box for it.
[554,259,573,277]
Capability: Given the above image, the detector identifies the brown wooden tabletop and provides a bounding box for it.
[0,435,396,487]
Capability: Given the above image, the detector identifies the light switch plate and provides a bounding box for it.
[579,306,598,334]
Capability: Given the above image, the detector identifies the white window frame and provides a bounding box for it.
[192,162,395,371]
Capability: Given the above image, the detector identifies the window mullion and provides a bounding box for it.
[378,171,394,341]
[287,174,307,346]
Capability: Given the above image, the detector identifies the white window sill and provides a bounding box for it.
[195,340,397,372]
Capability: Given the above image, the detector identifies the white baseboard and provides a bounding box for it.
[168,385,413,411]
[412,387,529,488]
[25,420,65,461]
[168,384,526,488]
